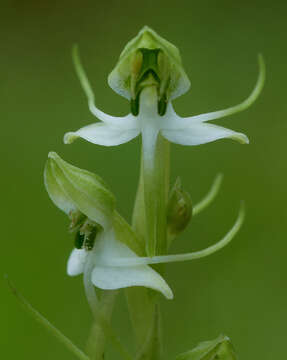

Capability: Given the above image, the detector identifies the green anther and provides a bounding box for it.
[78,219,99,251]
[74,231,85,249]
[84,226,98,251]
[130,92,140,116]
[158,95,168,116]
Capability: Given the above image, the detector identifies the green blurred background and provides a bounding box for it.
[2,0,286,359]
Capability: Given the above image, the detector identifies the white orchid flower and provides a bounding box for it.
[63,27,264,257]
[45,152,244,301]
[64,31,265,152]
[44,152,173,300]
[67,227,173,299]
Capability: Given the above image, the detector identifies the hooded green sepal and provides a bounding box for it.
[167,177,192,239]
[44,152,116,230]
[176,334,237,360]
[108,26,190,111]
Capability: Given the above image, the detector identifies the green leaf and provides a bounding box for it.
[176,335,237,360]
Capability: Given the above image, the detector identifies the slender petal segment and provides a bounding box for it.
[193,174,223,216]
[185,54,265,123]
[104,204,245,267]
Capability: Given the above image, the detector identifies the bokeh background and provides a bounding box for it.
[2,0,286,359]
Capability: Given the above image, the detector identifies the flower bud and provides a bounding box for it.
[108,26,190,109]
[176,335,237,360]
[44,152,116,230]
[167,177,192,237]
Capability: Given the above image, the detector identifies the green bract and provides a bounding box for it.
[108,26,191,105]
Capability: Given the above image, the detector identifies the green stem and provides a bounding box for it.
[140,87,170,256]
[86,291,117,360]
[135,303,163,360]
[7,277,90,360]
[142,133,169,256]
[84,252,132,360]
[128,86,171,360]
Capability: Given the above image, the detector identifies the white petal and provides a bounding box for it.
[174,55,265,124]
[67,249,88,276]
[193,174,223,216]
[73,45,132,125]
[92,265,173,300]
[64,122,140,146]
[161,122,249,146]
[91,230,173,299]
[107,205,245,267]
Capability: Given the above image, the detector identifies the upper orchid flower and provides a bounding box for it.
[64,26,264,152]
[63,26,264,257]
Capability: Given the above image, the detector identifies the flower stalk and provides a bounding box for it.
[140,87,170,255]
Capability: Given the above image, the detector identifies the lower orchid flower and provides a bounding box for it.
[44,152,173,300]
[45,152,244,304]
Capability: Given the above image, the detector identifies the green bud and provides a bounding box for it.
[167,177,192,237]
[108,26,191,111]
[176,335,237,360]
[44,152,116,230]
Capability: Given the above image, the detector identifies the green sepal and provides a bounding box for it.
[176,334,237,360]
[108,26,190,102]
[44,152,116,229]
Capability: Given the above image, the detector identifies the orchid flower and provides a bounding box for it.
[45,151,244,302]
[45,151,244,297]
[64,28,265,149]
[44,152,173,300]
[64,27,265,257]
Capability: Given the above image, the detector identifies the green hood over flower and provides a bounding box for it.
[44,151,115,230]
[108,26,191,104]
